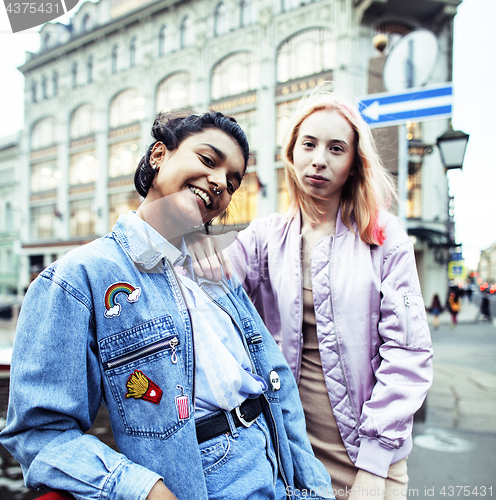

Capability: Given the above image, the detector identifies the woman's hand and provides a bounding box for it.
[146,480,178,500]
[349,469,386,500]
[184,231,237,281]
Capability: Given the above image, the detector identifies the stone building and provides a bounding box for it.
[9,0,462,303]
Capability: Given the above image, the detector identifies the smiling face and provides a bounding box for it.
[143,128,245,224]
[292,108,356,209]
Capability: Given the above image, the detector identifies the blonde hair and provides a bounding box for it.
[281,82,396,246]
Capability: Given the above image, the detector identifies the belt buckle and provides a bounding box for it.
[235,405,256,428]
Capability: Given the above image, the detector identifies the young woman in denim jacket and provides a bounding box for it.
[0,112,333,500]
[188,86,433,500]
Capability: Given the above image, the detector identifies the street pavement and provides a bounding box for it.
[0,297,495,499]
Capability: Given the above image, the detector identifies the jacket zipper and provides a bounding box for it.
[404,292,411,346]
[296,233,304,382]
[104,335,179,370]
[198,283,289,493]
[328,236,360,424]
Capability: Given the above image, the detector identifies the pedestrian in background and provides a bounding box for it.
[188,83,433,500]
[447,289,461,328]
[428,294,443,330]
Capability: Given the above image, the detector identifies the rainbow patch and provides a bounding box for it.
[104,282,141,318]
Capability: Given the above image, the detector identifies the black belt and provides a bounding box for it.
[196,396,263,444]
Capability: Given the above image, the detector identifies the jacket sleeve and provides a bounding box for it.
[230,276,334,500]
[0,273,162,500]
[355,233,433,477]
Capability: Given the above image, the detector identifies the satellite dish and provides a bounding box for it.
[383,29,439,92]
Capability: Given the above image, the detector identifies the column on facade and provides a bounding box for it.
[94,100,109,235]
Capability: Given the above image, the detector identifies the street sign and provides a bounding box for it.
[359,83,453,128]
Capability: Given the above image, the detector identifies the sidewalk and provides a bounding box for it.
[426,298,491,327]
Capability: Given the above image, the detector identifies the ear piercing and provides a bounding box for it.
[150,160,157,170]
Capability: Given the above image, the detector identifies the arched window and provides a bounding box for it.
[240,0,252,27]
[52,71,58,96]
[111,45,119,74]
[41,75,48,99]
[31,117,57,150]
[159,25,167,56]
[214,3,227,36]
[130,37,138,67]
[82,13,92,32]
[211,52,258,101]
[70,104,95,139]
[277,28,335,82]
[156,72,192,112]
[43,33,51,50]
[109,88,145,128]
[71,62,78,89]
[87,56,94,83]
[31,81,37,103]
[180,16,192,49]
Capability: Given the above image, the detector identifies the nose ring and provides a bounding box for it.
[213,187,222,195]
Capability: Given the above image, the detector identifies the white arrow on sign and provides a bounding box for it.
[361,93,454,121]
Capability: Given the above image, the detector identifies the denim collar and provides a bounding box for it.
[113,212,190,271]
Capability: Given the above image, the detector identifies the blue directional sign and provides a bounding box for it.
[359,83,453,128]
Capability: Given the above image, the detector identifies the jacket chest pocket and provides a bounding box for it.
[99,315,191,439]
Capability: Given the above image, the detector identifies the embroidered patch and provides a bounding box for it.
[269,370,281,391]
[125,370,163,405]
[104,282,141,318]
[175,385,190,420]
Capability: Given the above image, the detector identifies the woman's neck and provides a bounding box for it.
[301,195,340,234]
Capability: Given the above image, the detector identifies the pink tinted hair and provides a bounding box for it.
[281,83,396,246]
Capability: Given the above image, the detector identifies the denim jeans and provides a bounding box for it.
[199,412,287,500]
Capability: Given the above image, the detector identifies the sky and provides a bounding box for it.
[0,0,494,270]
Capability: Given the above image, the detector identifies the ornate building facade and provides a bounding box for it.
[8,0,461,303]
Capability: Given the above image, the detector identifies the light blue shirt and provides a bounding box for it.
[130,212,266,418]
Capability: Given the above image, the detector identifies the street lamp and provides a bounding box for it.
[436,128,470,170]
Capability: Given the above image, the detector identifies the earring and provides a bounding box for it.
[150,160,157,170]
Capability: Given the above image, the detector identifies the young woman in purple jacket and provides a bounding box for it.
[188,84,433,500]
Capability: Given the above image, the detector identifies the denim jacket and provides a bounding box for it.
[1,213,333,500]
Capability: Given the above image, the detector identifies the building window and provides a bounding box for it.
[52,71,58,96]
[69,151,97,185]
[159,25,167,56]
[41,75,48,100]
[281,0,298,12]
[180,16,192,49]
[31,205,57,239]
[156,72,192,112]
[31,117,57,150]
[214,2,227,36]
[276,98,299,147]
[5,202,13,233]
[240,0,252,27]
[229,109,258,151]
[277,168,289,214]
[82,13,92,32]
[30,161,60,193]
[71,62,78,89]
[43,33,51,50]
[109,89,145,128]
[216,172,258,225]
[211,52,258,101]
[87,56,94,83]
[111,45,119,74]
[69,199,96,237]
[31,81,37,103]
[70,104,94,139]
[277,28,335,83]
[108,140,141,178]
[130,37,138,67]
[108,191,141,229]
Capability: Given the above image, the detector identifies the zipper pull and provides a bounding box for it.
[170,337,179,364]
[404,292,410,306]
